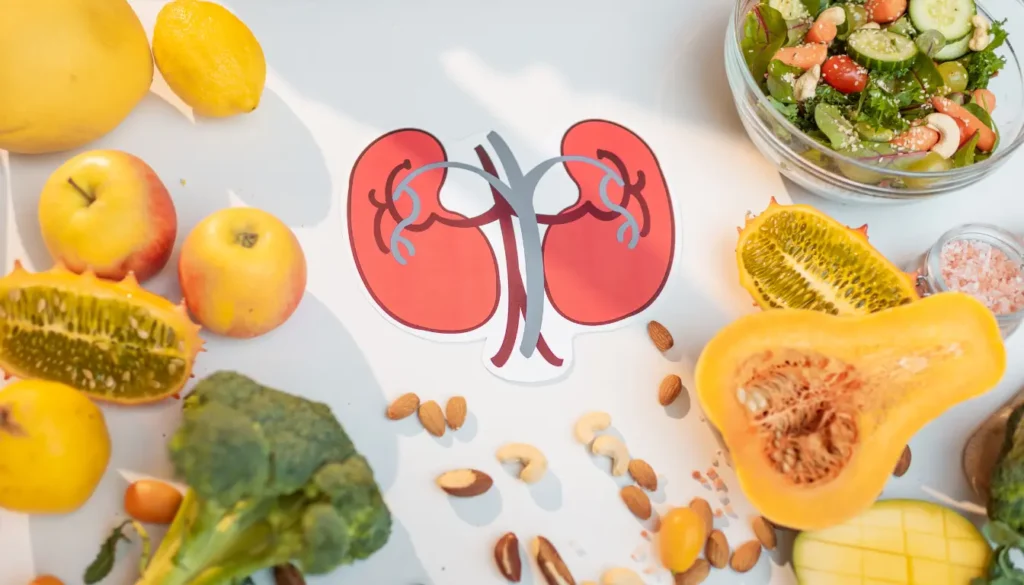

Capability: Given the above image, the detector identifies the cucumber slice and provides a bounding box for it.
[933,31,971,60]
[909,0,976,42]
[847,29,920,70]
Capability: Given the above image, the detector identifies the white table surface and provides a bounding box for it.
[2,1,1024,584]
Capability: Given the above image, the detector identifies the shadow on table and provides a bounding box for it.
[8,85,331,298]
[228,0,744,140]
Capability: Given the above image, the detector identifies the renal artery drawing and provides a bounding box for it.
[347,119,675,382]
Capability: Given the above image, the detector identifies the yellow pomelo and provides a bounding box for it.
[0,0,154,154]
[0,379,112,514]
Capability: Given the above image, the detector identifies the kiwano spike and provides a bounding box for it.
[2,370,11,381]
[121,271,140,288]
[850,224,869,238]
[768,196,780,206]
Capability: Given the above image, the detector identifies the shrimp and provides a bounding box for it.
[772,43,829,70]
[865,0,908,23]
[890,125,941,152]
[971,88,997,113]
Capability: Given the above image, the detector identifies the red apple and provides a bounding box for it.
[38,150,177,282]
[178,207,306,338]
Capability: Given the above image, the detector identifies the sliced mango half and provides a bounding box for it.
[793,499,991,585]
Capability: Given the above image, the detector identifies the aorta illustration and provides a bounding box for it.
[347,120,675,376]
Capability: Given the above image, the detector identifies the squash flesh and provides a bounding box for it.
[793,500,990,584]
[696,292,1006,531]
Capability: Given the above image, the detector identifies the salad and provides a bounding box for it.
[742,0,1010,174]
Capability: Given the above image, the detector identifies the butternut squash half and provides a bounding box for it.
[695,292,1006,531]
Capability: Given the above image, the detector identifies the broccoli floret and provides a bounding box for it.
[136,372,391,585]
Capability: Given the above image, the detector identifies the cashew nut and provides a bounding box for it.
[574,411,612,445]
[859,21,882,30]
[794,64,821,101]
[496,443,548,483]
[600,568,645,585]
[591,435,630,476]
[817,6,847,27]
[925,113,961,159]
[969,15,992,51]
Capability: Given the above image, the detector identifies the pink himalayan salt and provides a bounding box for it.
[940,239,1024,315]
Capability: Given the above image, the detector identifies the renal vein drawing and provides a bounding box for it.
[347,119,675,374]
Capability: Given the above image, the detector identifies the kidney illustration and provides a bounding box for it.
[347,120,675,383]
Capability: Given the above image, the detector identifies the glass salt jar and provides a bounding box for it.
[913,223,1024,339]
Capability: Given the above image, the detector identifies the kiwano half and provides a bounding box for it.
[0,262,203,404]
[736,199,919,314]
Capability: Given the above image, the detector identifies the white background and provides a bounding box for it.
[2,1,1024,584]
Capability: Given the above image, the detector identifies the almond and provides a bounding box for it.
[532,536,576,585]
[730,540,762,573]
[273,564,306,585]
[436,469,493,497]
[689,497,713,540]
[446,396,468,430]
[705,530,729,569]
[494,532,522,582]
[674,559,710,585]
[751,515,777,550]
[386,392,420,420]
[628,459,658,491]
[658,374,683,406]
[620,485,652,520]
[894,445,912,477]
[418,400,446,436]
[647,320,674,351]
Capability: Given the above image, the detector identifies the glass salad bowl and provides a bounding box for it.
[725,0,1024,204]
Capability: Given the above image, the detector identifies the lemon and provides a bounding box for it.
[153,0,266,118]
[0,380,112,514]
[0,0,153,154]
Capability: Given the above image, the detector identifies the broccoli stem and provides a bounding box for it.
[135,489,300,585]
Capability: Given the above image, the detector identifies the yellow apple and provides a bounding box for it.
[38,150,177,282]
[178,207,307,338]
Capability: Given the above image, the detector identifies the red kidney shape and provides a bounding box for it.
[348,129,500,333]
[542,120,675,326]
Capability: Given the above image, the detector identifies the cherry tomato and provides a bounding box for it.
[124,479,183,525]
[29,577,63,585]
[659,507,706,573]
[822,56,868,94]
